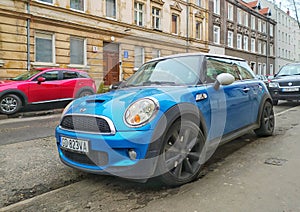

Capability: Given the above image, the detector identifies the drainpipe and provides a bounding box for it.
[266,17,269,75]
[26,0,31,71]
[186,0,189,52]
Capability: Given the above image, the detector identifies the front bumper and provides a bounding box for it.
[55,126,160,180]
[268,87,300,101]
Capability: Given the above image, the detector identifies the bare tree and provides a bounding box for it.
[287,0,300,29]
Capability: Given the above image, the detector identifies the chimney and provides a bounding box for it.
[287,8,290,16]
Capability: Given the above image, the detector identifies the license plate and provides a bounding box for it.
[61,137,89,154]
[282,87,299,92]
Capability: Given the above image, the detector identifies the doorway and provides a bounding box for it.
[103,42,119,86]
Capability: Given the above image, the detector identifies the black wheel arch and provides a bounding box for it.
[0,89,28,106]
[145,103,208,160]
[75,86,95,98]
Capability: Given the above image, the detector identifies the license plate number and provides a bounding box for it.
[61,137,89,153]
[282,87,299,92]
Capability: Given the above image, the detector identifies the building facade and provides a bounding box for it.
[209,0,276,75]
[257,0,300,72]
[0,0,210,87]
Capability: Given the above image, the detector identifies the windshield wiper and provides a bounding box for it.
[142,81,176,86]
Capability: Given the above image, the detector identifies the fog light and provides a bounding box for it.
[128,149,137,160]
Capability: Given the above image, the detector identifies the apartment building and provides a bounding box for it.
[257,0,300,73]
[209,0,276,75]
[0,0,209,86]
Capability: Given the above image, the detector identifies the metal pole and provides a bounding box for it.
[26,0,31,71]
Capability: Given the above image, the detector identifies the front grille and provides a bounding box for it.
[279,82,300,86]
[61,149,108,166]
[60,115,112,134]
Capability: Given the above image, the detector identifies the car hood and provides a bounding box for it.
[0,80,22,87]
[65,86,198,131]
[271,75,300,83]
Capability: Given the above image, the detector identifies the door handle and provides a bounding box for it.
[243,88,250,92]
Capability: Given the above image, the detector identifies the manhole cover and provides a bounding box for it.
[265,158,287,166]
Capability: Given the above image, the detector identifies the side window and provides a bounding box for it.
[206,57,240,83]
[38,71,59,81]
[63,71,78,80]
[237,62,255,80]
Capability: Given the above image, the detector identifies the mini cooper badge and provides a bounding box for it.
[288,82,293,86]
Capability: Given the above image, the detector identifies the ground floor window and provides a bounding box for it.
[35,32,54,63]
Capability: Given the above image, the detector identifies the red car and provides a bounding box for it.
[0,68,96,115]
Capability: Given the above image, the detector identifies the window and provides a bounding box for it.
[70,0,84,11]
[134,2,144,26]
[227,31,233,48]
[278,30,281,41]
[152,49,161,59]
[63,71,78,80]
[262,21,266,33]
[37,0,53,3]
[258,63,262,75]
[270,44,274,56]
[227,3,233,21]
[70,37,86,65]
[152,7,161,30]
[243,12,248,27]
[262,41,266,55]
[35,32,54,63]
[106,0,116,18]
[278,47,281,57]
[237,9,242,25]
[243,36,248,51]
[251,38,256,53]
[40,71,59,81]
[237,34,242,50]
[258,19,261,32]
[196,0,201,7]
[213,0,220,15]
[196,21,203,40]
[251,15,256,30]
[213,25,220,44]
[172,14,179,34]
[258,40,262,54]
[134,46,144,69]
[262,63,266,75]
[270,64,274,75]
[270,24,273,37]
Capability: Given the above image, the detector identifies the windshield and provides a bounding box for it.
[277,64,300,76]
[11,71,40,81]
[123,55,204,87]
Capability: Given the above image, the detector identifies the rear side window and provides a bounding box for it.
[78,72,90,78]
[63,71,78,79]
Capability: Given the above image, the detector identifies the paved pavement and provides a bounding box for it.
[0,104,300,211]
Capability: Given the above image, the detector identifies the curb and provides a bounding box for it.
[0,108,63,120]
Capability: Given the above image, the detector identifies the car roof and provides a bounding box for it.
[34,67,86,73]
[147,52,246,63]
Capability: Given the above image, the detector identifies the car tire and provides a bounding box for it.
[77,90,94,98]
[157,120,205,187]
[255,101,275,137]
[272,99,278,105]
[0,94,22,115]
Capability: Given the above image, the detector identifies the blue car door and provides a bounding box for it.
[205,57,253,137]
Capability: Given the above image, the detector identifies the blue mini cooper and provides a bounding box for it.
[55,53,275,186]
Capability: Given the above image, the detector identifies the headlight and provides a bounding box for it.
[124,98,159,127]
[268,82,279,88]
